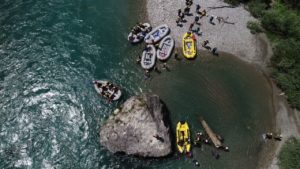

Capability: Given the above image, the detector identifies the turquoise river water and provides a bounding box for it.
[0,0,274,169]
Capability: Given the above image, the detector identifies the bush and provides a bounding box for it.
[283,0,300,9]
[261,4,300,39]
[248,0,268,18]
[224,0,241,5]
[279,138,300,169]
[247,21,264,34]
[272,39,300,108]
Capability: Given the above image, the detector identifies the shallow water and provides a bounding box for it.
[0,0,274,169]
[147,52,274,169]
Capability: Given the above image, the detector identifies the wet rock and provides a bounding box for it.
[100,94,172,157]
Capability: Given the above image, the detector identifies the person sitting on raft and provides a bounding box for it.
[95,81,102,88]
[137,22,146,29]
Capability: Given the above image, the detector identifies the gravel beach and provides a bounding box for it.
[146,0,272,66]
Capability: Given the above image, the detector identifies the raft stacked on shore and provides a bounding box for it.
[144,24,170,44]
[182,32,197,59]
[139,24,174,69]
[127,23,152,44]
[141,45,156,70]
[157,35,174,61]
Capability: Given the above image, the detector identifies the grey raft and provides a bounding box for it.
[156,35,174,61]
[141,45,156,70]
[144,24,170,44]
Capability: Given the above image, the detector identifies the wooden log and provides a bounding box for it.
[199,117,222,148]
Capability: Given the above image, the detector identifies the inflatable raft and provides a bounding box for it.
[182,32,197,59]
[156,35,174,61]
[141,45,156,70]
[127,23,152,44]
[93,80,122,101]
[176,121,191,155]
[144,24,170,44]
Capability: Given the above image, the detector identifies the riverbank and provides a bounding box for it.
[146,0,272,66]
[146,0,300,169]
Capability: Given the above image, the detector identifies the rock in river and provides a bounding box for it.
[100,94,172,157]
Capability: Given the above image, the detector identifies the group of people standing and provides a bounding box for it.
[176,0,221,56]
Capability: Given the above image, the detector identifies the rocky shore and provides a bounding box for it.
[100,94,172,157]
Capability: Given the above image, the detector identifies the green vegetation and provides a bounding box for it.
[227,0,300,109]
[279,137,300,169]
[247,21,264,34]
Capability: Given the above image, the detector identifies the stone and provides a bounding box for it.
[100,94,172,157]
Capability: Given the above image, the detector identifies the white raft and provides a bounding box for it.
[127,23,151,44]
[141,45,156,70]
[93,80,122,101]
[156,35,174,60]
[144,24,170,44]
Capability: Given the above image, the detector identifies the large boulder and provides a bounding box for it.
[100,94,172,157]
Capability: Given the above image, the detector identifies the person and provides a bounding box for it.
[184,6,190,15]
[179,12,185,21]
[194,132,202,146]
[174,48,180,60]
[195,27,201,35]
[192,34,197,41]
[138,22,145,29]
[113,87,119,92]
[153,134,164,142]
[274,134,282,141]
[96,82,102,88]
[189,23,194,31]
[151,39,155,45]
[200,9,206,18]
[162,63,169,71]
[144,44,150,51]
[196,4,201,13]
[176,17,181,26]
[266,132,273,139]
[144,70,150,80]
[217,16,224,23]
[108,83,113,89]
[212,47,219,56]
[194,14,200,25]
[128,35,135,42]
[209,15,216,25]
[193,159,200,167]
[203,40,209,47]
[102,86,108,91]
[136,56,141,64]
[186,0,193,6]
[154,66,161,73]
[178,9,182,17]
[211,150,220,159]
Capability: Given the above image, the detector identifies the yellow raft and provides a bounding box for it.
[182,32,197,59]
[176,121,191,154]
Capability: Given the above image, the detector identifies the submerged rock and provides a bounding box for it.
[100,94,172,157]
